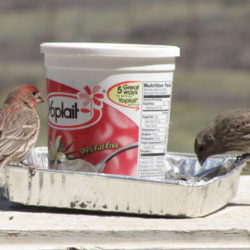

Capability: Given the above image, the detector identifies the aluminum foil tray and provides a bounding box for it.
[0,147,246,217]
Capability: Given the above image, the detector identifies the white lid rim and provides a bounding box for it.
[40,42,180,58]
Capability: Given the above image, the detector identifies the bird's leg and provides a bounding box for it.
[236,153,250,162]
[241,153,250,159]
[20,161,37,177]
[236,153,250,175]
[235,153,250,173]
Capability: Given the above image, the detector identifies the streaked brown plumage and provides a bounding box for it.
[194,109,250,165]
[0,84,44,168]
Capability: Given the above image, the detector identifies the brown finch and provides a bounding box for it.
[195,109,250,165]
[0,85,44,169]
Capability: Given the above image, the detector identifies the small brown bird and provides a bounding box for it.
[0,85,44,169]
[195,109,250,165]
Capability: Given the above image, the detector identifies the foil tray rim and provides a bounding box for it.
[10,148,246,187]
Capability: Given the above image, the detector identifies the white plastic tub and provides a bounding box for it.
[41,42,180,180]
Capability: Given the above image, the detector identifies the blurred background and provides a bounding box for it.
[1,0,250,154]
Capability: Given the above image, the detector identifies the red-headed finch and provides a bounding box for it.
[194,109,250,165]
[0,85,44,169]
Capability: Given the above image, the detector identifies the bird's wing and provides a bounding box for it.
[215,109,250,149]
[0,105,39,162]
[224,111,250,133]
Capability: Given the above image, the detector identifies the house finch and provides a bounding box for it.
[0,84,44,169]
[194,108,250,165]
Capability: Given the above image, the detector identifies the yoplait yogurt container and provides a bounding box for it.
[40,43,180,180]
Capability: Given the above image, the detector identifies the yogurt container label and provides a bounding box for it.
[41,43,180,180]
[47,76,172,179]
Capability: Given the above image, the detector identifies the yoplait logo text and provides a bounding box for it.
[47,85,104,130]
[48,100,80,123]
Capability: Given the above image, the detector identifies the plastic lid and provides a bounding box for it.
[40,43,180,58]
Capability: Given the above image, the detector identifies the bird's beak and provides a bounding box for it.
[36,93,45,103]
[198,154,206,166]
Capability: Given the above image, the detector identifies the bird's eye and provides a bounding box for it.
[32,91,37,96]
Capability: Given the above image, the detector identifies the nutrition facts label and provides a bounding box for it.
[138,81,172,179]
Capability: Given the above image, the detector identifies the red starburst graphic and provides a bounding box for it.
[78,85,104,116]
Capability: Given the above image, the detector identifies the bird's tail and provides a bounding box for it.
[0,158,8,168]
[0,159,9,191]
